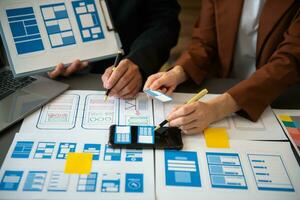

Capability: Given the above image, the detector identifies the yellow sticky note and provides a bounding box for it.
[64,153,92,174]
[204,128,230,148]
[278,115,293,122]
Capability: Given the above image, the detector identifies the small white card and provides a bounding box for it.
[144,89,172,103]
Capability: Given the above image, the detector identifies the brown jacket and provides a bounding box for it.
[176,0,300,121]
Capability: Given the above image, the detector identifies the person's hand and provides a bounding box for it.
[48,59,88,79]
[143,65,188,96]
[101,59,142,99]
[167,93,240,134]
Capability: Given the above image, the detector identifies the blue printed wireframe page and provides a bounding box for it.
[0,0,121,77]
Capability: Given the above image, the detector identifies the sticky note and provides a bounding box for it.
[204,128,230,148]
[64,152,92,174]
[278,115,293,122]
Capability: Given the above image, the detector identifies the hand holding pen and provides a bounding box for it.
[155,89,208,133]
[102,51,143,100]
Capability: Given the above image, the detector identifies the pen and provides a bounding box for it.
[104,50,123,101]
[154,88,208,131]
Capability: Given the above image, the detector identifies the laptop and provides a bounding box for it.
[0,41,69,132]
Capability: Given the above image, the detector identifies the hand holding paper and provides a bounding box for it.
[144,65,188,96]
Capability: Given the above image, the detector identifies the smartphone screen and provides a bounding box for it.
[108,125,183,150]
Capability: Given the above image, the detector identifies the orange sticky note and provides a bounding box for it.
[204,128,230,148]
[64,153,92,174]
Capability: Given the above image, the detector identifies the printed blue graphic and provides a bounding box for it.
[72,0,105,42]
[23,171,47,191]
[206,152,247,189]
[101,173,120,192]
[48,171,70,192]
[6,7,44,54]
[248,154,294,192]
[114,125,131,144]
[40,3,76,48]
[125,173,143,193]
[104,144,121,161]
[34,142,55,159]
[83,144,101,160]
[0,171,23,191]
[77,172,97,192]
[137,126,154,144]
[56,142,76,159]
[164,150,201,187]
[126,149,143,162]
[11,141,34,158]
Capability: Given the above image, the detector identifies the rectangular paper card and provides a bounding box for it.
[0,0,121,77]
[144,89,172,103]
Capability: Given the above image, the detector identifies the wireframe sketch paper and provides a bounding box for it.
[155,136,300,200]
[0,132,154,200]
[273,109,300,156]
[20,90,157,134]
[21,91,287,141]
[0,0,121,77]
[153,93,287,141]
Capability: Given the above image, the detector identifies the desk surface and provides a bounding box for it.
[1,73,300,166]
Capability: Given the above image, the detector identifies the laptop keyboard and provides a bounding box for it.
[0,70,36,100]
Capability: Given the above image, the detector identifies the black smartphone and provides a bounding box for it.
[108,124,183,150]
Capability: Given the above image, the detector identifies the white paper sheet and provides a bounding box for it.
[0,132,154,200]
[20,90,155,134]
[155,136,300,200]
[154,93,287,140]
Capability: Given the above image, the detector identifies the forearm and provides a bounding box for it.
[208,93,240,123]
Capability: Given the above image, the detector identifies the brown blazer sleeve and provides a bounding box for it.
[175,0,217,84]
[227,10,300,121]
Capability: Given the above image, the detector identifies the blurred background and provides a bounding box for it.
[167,0,201,68]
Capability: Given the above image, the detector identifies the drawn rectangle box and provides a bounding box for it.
[11,141,34,159]
[206,152,247,189]
[23,171,47,191]
[0,170,23,191]
[40,3,76,48]
[82,94,116,130]
[37,94,79,130]
[248,154,294,192]
[164,150,201,187]
[6,7,44,55]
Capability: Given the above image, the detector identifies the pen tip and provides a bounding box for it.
[154,126,160,131]
[104,95,108,102]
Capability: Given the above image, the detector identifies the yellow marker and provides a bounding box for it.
[64,152,93,174]
[155,88,208,131]
[204,128,230,148]
[278,115,293,122]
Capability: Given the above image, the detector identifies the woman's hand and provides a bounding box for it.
[167,93,240,134]
[143,65,188,96]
